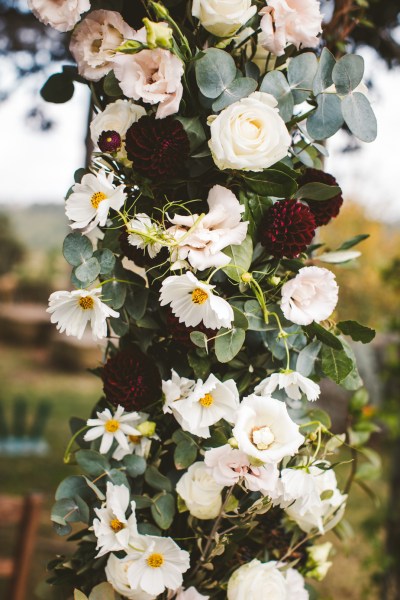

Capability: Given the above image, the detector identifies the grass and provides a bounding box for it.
[0,342,388,599]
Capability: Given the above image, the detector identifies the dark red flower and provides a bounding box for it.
[98,130,122,153]
[299,169,344,226]
[260,199,316,258]
[102,347,161,411]
[165,310,214,348]
[125,115,190,180]
[118,230,146,267]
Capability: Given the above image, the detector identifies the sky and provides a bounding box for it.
[0,48,399,223]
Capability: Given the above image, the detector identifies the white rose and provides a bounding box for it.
[176,462,223,520]
[106,553,156,600]
[232,394,304,464]
[70,10,136,81]
[280,266,339,326]
[285,567,309,600]
[208,92,291,172]
[227,560,288,600]
[90,100,146,147]
[192,0,257,38]
[28,0,90,31]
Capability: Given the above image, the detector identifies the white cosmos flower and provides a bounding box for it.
[112,413,158,461]
[162,370,196,415]
[168,185,248,271]
[204,444,280,496]
[159,272,233,330]
[280,266,339,326]
[232,394,305,464]
[255,371,320,402]
[170,374,239,438]
[106,553,156,599]
[92,482,138,557]
[127,214,163,258]
[47,288,119,340]
[176,462,223,520]
[65,169,127,233]
[125,535,190,596]
[192,0,257,38]
[84,405,141,454]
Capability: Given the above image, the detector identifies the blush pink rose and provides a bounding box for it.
[113,48,184,119]
[259,0,322,57]
[27,0,90,32]
[70,9,136,81]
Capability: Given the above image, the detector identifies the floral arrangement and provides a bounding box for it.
[28,0,379,598]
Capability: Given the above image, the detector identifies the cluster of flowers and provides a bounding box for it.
[28,0,378,598]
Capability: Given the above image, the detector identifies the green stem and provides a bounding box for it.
[63,426,89,463]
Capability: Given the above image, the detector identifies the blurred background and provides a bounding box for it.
[0,0,400,598]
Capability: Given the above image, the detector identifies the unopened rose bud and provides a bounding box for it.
[137,420,156,437]
[143,18,173,49]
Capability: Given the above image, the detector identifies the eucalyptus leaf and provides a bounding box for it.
[102,280,127,310]
[151,493,175,529]
[212,77,258,112]
[341,92,377,142]
[260,71,294,122]
[313,48,336,95]
[174,440,197,470]
[288,52,318,104]
[222,235,253,282]
[123,454,147,478]
[332,54,364,95]
[215,327,246,363]
[307,93,344,140]
[76,450,110,478]
[75,257,101,285]
[190,331,208,349]
[63,233,93,267]
[94,249,116,275]
[296,341,322,376]
[125,286,149,320]
[145,466,172,492]
[195,48,236,98]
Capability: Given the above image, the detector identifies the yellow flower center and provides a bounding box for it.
[129,435,142,444]
[191,288,208,305]
[199,393,214,408]
[105,419,120,433]
[147,553,164,568]
[78,296,94,310]
[109,518,125,533]
[91,191,107,209]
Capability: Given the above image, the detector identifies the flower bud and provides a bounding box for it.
[149,1,169,19]
[143,18,173,49]
[241,272,252,283]
[137,420,156,437]
[268,275,281,286]
[228,437,239,449]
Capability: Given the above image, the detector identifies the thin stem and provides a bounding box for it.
[63,426,89,463]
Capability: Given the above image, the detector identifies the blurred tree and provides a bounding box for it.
[0,213,25,275]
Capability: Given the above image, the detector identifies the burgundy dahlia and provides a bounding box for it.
[98,130,122,153]
[165,310,214,348]
[260,199,316,258]
[299,168,344,226]
[102,347,161,411]
[125,115,190,180]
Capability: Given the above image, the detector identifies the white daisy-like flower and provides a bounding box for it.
[92,482,138,557]
[162,370,196,415]
[232,394,305,464]
[159,272,233,330]
[127,214,163,258]
[65,169,127,233]
[113,413,158,461]
[255,371,320,402]
[106,553,156,599]
[47,288,119,340]
[84,405,141,454]
[170,374,239,438]
[125,535,190,596]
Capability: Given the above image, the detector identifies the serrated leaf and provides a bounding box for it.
[212,77,258,112]
[63,233,93,267]
[195,48,236,98]
[321,346,354,384]
[215,327,246,363]
[151,493,175,529]
[260,71,294,122]
[341,92,377,142]
[307,94,344,140]
[222,235,253,282]
[332,54,364,95]
[288,52,318,104]
[305,322,343,350]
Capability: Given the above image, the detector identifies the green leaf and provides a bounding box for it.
[332,54,364,95]
[307,94,344,140]
[55,475,94,502]
[94,249,116,275]
[215,327,246,363]
[232,306,249,330]
[63,233,93,267]
[195,48,236,99]
[340,337,363,391]
[51,497,86,525]
[75,257,101,285]
[349,388,369,412]
[295,182,342,201]
[125,286,149,320]
[241,169,297,197]
[243,300,272,331]
[321,346,354,384]
[75,450,110,478]
[313,48,336,95]
[102,280,127,310]
[212,77,258,112]
[132,495,153,509]
[151,493,175,530]
[74,591,88,600]
[175,116,206,152]
[338,234,369,250]
[222,235,253,282]
[123,454,147,478]
[190,331,208,349]
[103,71,123,97]
[288,52,318,104]
[305,322,343,350]
[110,314,129,336]
[188,351,211,380]
[260,71,294,122]
[296,341,322,376]
[89,583,116,600]
[106,468,129,487]
[341,92,377,142]
[145,466,172,492]
[41,72,74,104]
[337,320,375,343]
[174,440,197,470]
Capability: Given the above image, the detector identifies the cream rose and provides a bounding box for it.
[228,560,308,600]
[90,100,146,147]
[208,92,291,171]
[27,0,90,32]
[113,48,184,119]
[176,462,223,520]
[280,266,339,326]
[192,0,257,38]
[70,10,136,81]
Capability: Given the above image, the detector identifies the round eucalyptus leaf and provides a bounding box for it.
[341,92,377,143]
[75,257,101,285]
[332,54,364,95]
[307,94,343,140]
[63,232,93,267]
[195,48,237,99]
[288,52,318,104]
[212,77,258,112]
[260,71,294,122]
